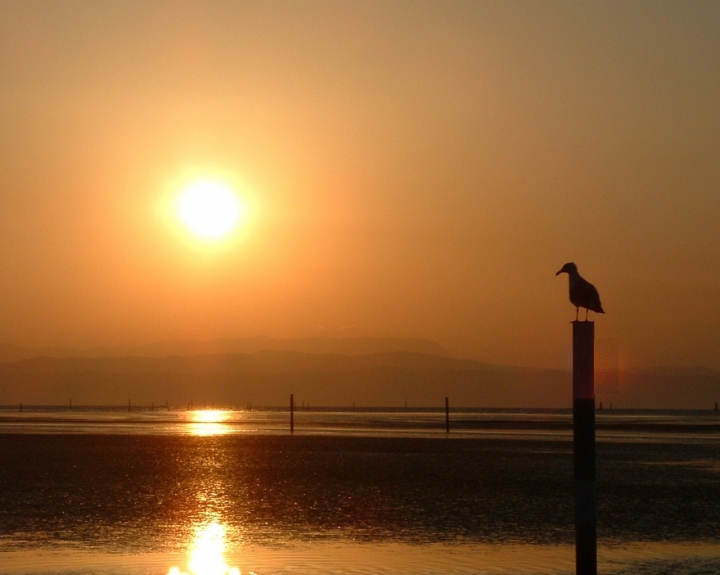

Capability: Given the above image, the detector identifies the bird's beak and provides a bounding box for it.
[555,269,562,276]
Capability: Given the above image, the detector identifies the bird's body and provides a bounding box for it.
[556,262,604,321]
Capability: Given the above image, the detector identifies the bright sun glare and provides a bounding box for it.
[189,410,231,436]
[168,522,245,575]
[178,181,242,239]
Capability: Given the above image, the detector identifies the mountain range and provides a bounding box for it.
[0,337,717,409]
[0,336,447,362]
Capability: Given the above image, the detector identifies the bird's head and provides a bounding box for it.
[556,262,577,276]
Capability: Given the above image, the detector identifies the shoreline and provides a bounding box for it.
[2,541,720,575]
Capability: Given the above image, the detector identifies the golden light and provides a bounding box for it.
[168,522,243,575]
[178,181,243,239]
[189,410,231,436]
[192,410,229,424]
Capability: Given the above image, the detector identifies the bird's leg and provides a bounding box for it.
[585,308,589,321]
[575,307,579,321]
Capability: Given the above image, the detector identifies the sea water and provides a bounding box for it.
[0,408,718,575]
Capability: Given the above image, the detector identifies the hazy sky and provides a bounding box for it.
[1,1,719,369]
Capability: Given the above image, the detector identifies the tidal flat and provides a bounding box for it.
[0,410,718,574]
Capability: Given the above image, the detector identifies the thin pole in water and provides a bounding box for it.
[445,396,450,433]
[573,320,597,575]
[290,394,294,434]
[128,399,131,412]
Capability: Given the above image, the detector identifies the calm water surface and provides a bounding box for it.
[0,408,718,574]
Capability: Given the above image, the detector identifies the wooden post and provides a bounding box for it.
[19,403,22,413]
[128,399,131,412]
[573,321,596,575]
[290,394,294,434]
[445,397,450,433]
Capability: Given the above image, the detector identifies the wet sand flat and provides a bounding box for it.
[2,542,720,575]
[0,411,718,574]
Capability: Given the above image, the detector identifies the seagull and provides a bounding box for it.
[556,262,605,321]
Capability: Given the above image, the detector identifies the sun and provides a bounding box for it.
[177,181,242,239]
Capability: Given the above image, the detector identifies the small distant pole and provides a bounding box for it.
[69,398,72,409]
[151,402,154,411]
[290,394,294,434]
[573,320,597,575]
[128,399,131,412]
[19,403,22,413]
[715,402,718,412]
[445,397,450,433]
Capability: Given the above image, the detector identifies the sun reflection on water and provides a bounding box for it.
[189,410,231,436]
[168,522,246,575]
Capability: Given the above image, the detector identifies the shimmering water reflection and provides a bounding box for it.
[0,407,717,442]
[189,411,232,436]
[168,521,245,575]
[0,411,718,575]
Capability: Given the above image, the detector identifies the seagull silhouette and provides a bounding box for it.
[556,262,605,321]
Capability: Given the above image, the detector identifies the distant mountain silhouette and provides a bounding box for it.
[1,346,718,409]
[0,350,568,408]
[0,336,449,362]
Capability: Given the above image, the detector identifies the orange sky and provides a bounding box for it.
[0,1,719,369]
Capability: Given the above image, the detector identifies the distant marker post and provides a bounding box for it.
[290,393,294,434]
[573,320,596,575]
[445,397,450,433]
